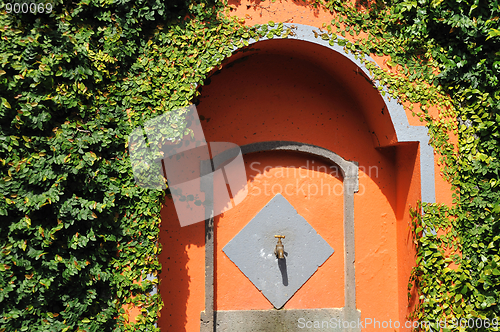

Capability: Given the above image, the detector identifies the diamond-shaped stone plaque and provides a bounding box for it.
[222,194,334,309]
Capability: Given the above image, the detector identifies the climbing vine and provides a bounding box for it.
[0,1,250,331]
[311,0,500,330]
[1,0,499,331]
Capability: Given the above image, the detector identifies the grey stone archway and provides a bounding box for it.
[219,23,436,204]
[200,141,361,332]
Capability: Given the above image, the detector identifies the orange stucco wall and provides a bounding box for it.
[156,1,453,331]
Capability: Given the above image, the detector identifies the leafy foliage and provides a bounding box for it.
[318,0,500,329]
[0,0,247,330]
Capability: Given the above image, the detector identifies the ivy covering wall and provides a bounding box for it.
[0,1,245,331]
[315,0,500,330]
[1,0,499,331]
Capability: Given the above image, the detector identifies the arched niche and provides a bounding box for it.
[158,24,434,332]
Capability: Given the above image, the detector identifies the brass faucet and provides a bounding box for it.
[274,235,285,259]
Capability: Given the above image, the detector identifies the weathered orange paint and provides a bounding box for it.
[226,0,336,29]
[156,1,454,331]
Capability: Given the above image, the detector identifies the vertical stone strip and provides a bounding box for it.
[200,160,215,332]
[343,162,359,320]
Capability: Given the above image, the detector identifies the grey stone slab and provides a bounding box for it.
[215,308,361,332]
[222,194,334,309]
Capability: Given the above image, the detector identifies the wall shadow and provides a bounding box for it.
[157,197,205,332]
[278,256,289,286]
[395,142,419,221]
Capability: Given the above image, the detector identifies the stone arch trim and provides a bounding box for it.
[240,141,359,190]
[224,23,435,204]
[201,141,360,331]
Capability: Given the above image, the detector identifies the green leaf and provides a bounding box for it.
[2,98,11,109]
[487,28,500,40]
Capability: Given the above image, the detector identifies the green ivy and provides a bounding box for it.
[317,0,500,330]
[0,0,252,331]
